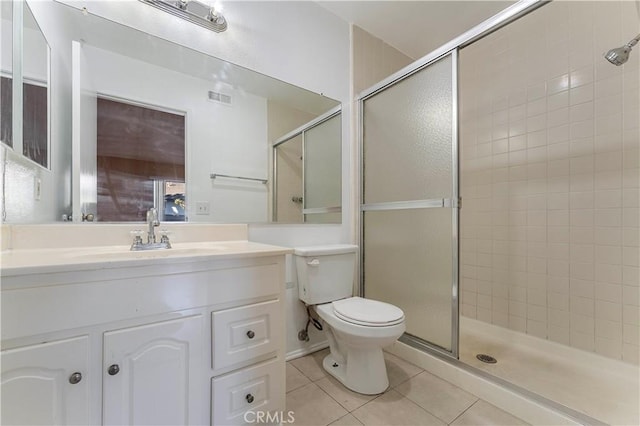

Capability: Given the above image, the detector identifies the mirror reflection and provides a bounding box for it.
[22,3,49,168]
[273,109,341,224]
[4,0,341,224]
[1,1,12,145]
[1,1,49,168]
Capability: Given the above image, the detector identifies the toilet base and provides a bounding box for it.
[322,349,389,395]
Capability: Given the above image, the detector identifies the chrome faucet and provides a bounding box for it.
[147,207,160,243]
[130,208,172,251]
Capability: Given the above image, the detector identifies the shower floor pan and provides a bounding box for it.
[459,317,639,426]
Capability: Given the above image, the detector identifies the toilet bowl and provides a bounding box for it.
[294,245,406,395]
[314,297,405,394]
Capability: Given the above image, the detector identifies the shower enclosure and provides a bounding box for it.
[361,52,459,356]
[359,1,639,424]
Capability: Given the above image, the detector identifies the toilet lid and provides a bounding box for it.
[332,297,405,327]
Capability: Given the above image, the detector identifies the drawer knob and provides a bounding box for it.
[246,393,254,404]
[108,364,120,376]
[68,372,82,384]
[246,330,255,339]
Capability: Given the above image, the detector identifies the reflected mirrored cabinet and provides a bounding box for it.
[1,1,51,223]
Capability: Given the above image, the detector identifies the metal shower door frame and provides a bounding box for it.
[359,49,460,359]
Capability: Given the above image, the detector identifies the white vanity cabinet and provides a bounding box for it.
[0,336,90,425]
[1,244,289,426]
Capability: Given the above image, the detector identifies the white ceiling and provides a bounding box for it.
[317,0,515,59]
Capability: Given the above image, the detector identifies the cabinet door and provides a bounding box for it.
[103,315,202,426]
[1,336,89,425]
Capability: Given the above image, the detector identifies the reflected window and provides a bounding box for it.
[161,181,185,222]
[96,97,185,221]
[0,77,48,168]
[0,77,11,145]
[1,2,50,169]
[22,80,47,166]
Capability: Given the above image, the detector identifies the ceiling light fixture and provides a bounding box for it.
[140,0,228,33]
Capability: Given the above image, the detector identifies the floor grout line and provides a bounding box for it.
[446,398,481,425]
[287,351,531,426]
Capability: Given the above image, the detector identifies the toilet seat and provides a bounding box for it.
[332,297,404,327]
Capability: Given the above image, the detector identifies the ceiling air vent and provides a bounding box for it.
[208,90,232,105]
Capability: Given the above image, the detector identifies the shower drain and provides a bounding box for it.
[476,354,497,364]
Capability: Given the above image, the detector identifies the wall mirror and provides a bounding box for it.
[4,0,341,224]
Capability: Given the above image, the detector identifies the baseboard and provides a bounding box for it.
[285,340,329,361]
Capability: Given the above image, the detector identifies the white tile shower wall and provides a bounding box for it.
[459,1,639,364]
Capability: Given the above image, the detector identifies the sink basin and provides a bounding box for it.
[66,243,228,261]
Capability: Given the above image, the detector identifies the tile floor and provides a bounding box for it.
[286,349,529,426]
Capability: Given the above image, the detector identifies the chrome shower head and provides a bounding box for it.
[605,33,640,66]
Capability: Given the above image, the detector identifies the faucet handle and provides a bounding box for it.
[159,229,172,247]
[130,229,144,249]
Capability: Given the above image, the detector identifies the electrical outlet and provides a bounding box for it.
[195,201,210,215]
[34,177,42,201]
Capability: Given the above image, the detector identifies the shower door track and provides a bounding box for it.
[411,343,607,426]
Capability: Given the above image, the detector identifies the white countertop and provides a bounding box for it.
[0,240,293,276]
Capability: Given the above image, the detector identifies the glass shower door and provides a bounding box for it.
[361,52,458,355]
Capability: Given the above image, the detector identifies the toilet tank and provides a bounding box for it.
[294,244,358,305]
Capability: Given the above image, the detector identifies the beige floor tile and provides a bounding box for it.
[287,363,312,393]
[450,400,529,426]
[290,348,330,381]
[395,371,478,423]
[351,389,446,426]
[329,414,364,425]
[384,351,424,388]
[315,375,377,412]
[286,382,348,426]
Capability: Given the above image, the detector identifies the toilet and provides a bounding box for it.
[294,244,406,395]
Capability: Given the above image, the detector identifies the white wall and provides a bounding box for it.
[83,45,269,222]
[61,1,350,102]
[1,15,13,74]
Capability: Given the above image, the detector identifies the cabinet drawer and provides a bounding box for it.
[212,300,282,371]
[211,358,284,426]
